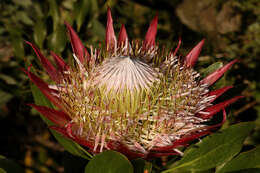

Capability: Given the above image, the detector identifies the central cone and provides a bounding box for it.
[91,56,160,92]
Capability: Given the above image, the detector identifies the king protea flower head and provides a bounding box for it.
[24,8,242,159]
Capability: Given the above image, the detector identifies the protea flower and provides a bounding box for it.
[24,8,241,159]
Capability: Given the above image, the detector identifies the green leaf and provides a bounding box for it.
[212,74,227,90]
[163,122,255,173]
[200,62,227,90]
[31,84,52,112]
[228,168,260,173]
[216,145,260,173]
[132,158,152,173]
[30,84,92,160]
[48,0,60,30]
[201,62,223,78]
[74,0,98,31]
[0,90,13,106]
[15,11,34,25]
[0,155,24,173]
[13,0,32,8]
[51,130,92,160]
[33,3,44,18]
[0,168,7,173]
[90,19,106,42]
[48,24,67,53]
[74,0,90,31]
[193,169,215,173]
[85,151,134,173]
[33,19,47,49]
[12,37,25,59]
[0,74,17,85]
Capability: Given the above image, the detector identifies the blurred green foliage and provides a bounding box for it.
[0,0,260,172]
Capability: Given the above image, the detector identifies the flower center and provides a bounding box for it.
[90,56,159,92]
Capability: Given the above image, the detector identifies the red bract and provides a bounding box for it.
[25,8,241,159]
[118,24,128,46]
[106,7,116,51]
[65,21,90,63]
[143,15,158,49]
[185,39,205,68]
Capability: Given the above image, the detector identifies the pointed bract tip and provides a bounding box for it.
[201,59,238,86]
[107,6,111,14]
[144,15,158,49]
[26,41,62,83]
[65,21,89,63]
[106,7,116,51]
[50,51,69,72]
[208,86,233,103]
[185,39,205,68]
[199,95,243,119]
[118,24,128,45]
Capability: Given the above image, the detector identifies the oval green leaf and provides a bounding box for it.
[33,19,47,49]
[85,150,133,173]
[201,62,223,78]
[48,24,67,53]
[216,145,260,173]
[12,37,25,59]
[74,0,90,31]
[164,122,255,172]
[48,0,60,30]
